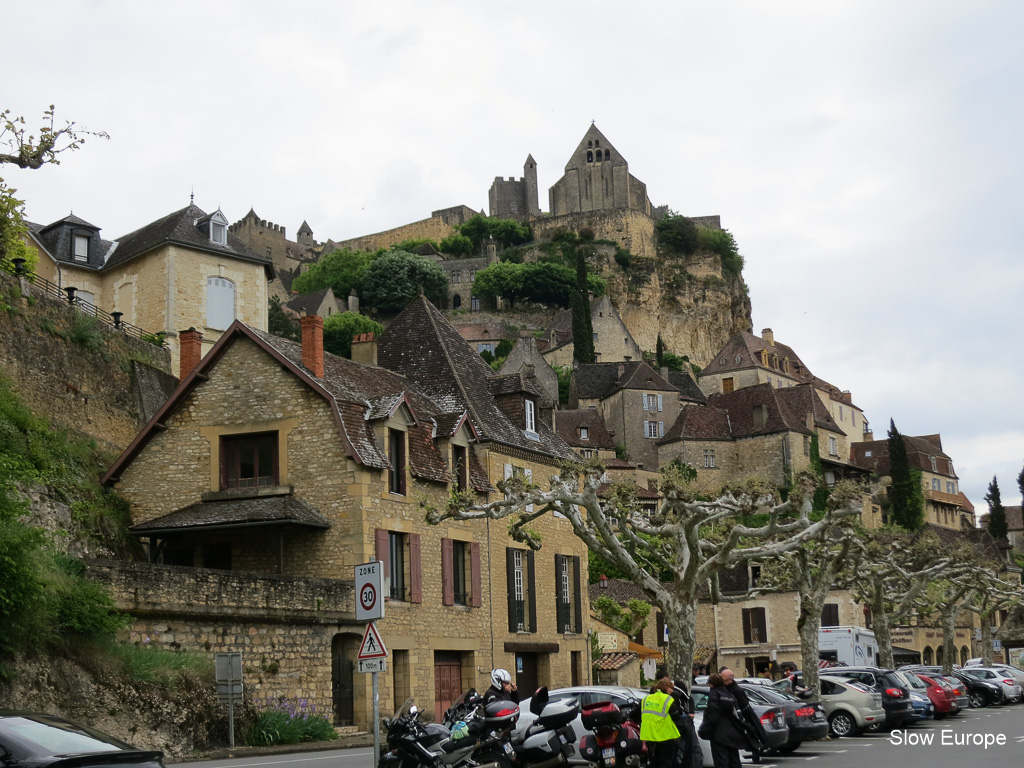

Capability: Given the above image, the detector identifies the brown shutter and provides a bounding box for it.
[755,608,767,642]
[470,542,482,608]
[527,549,537,633]
[441,537,454,606]
[506,548,517,632]
[572,555,582,634]
[409,533,422,604]
[742,608,752,644]
[375,528,389,573]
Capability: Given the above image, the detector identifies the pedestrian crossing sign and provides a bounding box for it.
[358,621,388,659]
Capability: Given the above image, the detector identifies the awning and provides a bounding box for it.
[130,494,329,536]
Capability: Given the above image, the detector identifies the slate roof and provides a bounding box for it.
[658,404,732,445]
[27,216,116,271]
[106,204,275,278]
[554,410,616,450]
[851,434,956,478]
[775,384,845,435]
[489,372,543,398]
[573,361,677,402]
[700,330,815,382]
[129,494,330,534]
[284,287,339,316]
[707,383,813,439]
[1005,505,1023,532]
[378,296,576,462]
[666,371,707,405]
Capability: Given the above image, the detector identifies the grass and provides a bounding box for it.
[245,698,338,745]
[90,639,214,688]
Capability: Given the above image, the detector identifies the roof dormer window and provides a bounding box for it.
[525,399,537,436]
[207,209,229,245]
[73,234,89,262]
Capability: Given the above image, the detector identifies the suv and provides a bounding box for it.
[950,670,1005,707]
[817,675,886,736]
[958,667,1023,704]
[824,666,913,730]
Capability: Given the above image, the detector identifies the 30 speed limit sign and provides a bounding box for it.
[355,561,385,620]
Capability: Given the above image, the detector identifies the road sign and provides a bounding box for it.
[358,621,388,659]
[355,561,385,621]
[359,659,388,673]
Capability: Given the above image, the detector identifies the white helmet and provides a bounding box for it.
[491,668,512,688]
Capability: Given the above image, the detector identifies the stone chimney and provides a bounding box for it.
[617,362,625,378]
[179,327,203,379]
[599,574,609,590]
[761,328,774,346]
[348,288,359,314]
[660,365,669,379]
[351,332,377,366]
[300,315,324,378]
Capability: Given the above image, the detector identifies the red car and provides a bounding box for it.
[916,674,958,719]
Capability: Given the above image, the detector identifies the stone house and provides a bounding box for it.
[283,287,343,319]
[498,337,560,414]
[25,204,275,376]
[1006,506,1024,553]
[539,295,644,367]
[101,298,591,730]
[570,361,680,471]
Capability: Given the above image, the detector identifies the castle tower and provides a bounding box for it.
[524,154,540,217]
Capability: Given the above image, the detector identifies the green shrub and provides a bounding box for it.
[656,213,698,254]
[100,641,213,688]
[65,312,105,352]
[245,698,337,746]
[697,228,744,276]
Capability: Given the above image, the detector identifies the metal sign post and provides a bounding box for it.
[215,652,243,748]
[356,563,388,766]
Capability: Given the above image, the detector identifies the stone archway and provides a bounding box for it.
[453,293,462,309]
[332,632,360,726]
[923,646,934,665]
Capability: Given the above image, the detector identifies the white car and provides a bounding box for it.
[959,668,1023,703]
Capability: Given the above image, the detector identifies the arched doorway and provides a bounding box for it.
[332,632,360,726]
[936,646,944,666]
[961,646,970,666]
[923,646,933,665]
[452,294,462,310]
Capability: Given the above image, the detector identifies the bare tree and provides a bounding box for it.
[1,106,107,169]
[427,463,863,681]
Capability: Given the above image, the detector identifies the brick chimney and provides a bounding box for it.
[351,332,377,366]
[761,328,774,346]
[300,315,324,377]
[179,327,203,379]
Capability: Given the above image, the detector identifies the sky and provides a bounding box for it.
[5,0,1023,512]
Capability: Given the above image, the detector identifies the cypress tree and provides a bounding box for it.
[887,419,924,530]
[571,245,595,364]
[656,334,665,367]
[985,476,1007,541]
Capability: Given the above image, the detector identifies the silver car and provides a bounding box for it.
[959,667,1023,703]
[817,675,886,737]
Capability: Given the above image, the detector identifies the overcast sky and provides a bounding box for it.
[6,1,1023,512]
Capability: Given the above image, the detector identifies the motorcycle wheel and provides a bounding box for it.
[472,748,513,768]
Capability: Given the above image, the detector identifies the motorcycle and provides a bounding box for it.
[379,697,519,768]
[510,687,580,768]
[577,697,646,768]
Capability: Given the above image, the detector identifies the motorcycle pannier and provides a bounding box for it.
[581,701,626,730]
[484,700,520,726]
[536,697,580,729]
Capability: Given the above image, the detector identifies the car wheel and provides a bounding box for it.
[969,690,988,708]
[828,711,856,738]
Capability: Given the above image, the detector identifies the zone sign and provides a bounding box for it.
[355,561,385,621]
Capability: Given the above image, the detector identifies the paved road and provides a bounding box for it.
[178,705,1024,768]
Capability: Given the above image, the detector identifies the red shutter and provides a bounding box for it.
[409,533,422,603]
[375,528,389,573]
[470,542,482,607]
[441,537,454,606]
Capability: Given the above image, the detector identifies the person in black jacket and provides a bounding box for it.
[671,680,704,768]
[701,673,754,768]
[483,668,519,705]
[721,669,768,758]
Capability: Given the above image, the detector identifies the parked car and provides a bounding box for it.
[913,674,958,718]
[817,675,886,737]
[986,665,1024,692]
[905,690,934,722]
[958,667,1023,703]
[0,711,165,768]
[824,666,914,730]
[691,686,789,766]
[737,683,828,753]
[935,675,970,712]
[950,670,1004,707]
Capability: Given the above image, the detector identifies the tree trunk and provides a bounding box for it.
[940,608,959,674]
[663,599,698,686]
[797,600,823,694]
[980,613,994,666]
[870,580,895,670]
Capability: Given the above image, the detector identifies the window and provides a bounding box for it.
[930,456,937,472]
[478,342,495,354]
[376,529,421,603]
[748,564,762,588]
[644,420,664,438]
[211,221,227,245]
[644,393,663,411]
[204,542,231,570]
[946,481,955,494]
[452,270,461,284]
[821,603,840,627]
[442,539,480,607]
[507,548,536,632]
[722,377,734,393]
[206,277,235,330]
[471,296,480,311]
[803,436,810,456]
[388,428,406,495]
[76,290,95,307]
[580,449,594,458]
[742,607,767,644]
[839,406,844,421]
[452,444,469,491]
[828,436,838,456]
[932,478,940,490]
[525,399,537,434]
[579,427,589,440]
[220,432,278,489]
[555,554,582,634]
[703,449,716,468]
[73,234,89,262]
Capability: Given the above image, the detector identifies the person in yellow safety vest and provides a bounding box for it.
[640,678,690,768]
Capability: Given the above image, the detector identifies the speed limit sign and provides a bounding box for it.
[355,561,385,621]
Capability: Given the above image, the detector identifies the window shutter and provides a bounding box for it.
[441,538,454,606]
[742,609,752,644]
[756,608,767,642]
[526,550,537,633]
[375,528,389,573]
[554,553,563,632]
[470,542,482,608]
[409,532,422,603]
[506,548,517,632]
[525,467,533,513]
[659,421,664,437]
[572,555,582,634]
[657,394,663,411]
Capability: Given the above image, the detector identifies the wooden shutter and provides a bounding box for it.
[572,555,582,634]
[755,608,767,642]
[742,608,752,644]
[470,542,482,607]
[554,554,564,633]
[375,528,389,572]
[441,538,454,606]
[526,549,537,633]
[506,548,517,632]
[409,533,422,603]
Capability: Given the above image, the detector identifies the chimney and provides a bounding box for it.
[351,332,377,366]
[300,315,324,377]
[599,574,609,590]
[348,288,359,314]
[761,328,774,346]
[179,327,203,378]
[617,363,625,378]
[660,365,669,379]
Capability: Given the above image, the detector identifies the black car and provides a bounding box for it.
[0,712,165,768]
[738,683,828,753]
[949,671,1005,708]
[824,667,913,730]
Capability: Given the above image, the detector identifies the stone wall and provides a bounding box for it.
[532,209,657,259]
[332,209,473,253]
[0,270,173,453]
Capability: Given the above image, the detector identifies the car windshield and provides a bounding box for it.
[963,669,994,680]
[897,672,926,690]
[0,716,130,756]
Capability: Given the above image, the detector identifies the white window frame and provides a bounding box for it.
[644,393,664,412]
[73,234,89,262]
[525,399,536,434]
[579,426,589,440]
[828,436,838,456]
[644,420,663,439]
[206,276,236,330]
[703,448,716,468]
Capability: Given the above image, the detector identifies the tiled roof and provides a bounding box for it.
[659,404,732,445]
[554,410,616,449]
[377,296,576,462]
[456,323,514,342]
[666,371,707,404]
[573,361,677,402]
[588,578,650,602]
[707,383,813,438]
[1005,505,1023,532]
[595,652,637,671]
[106,204,275,278]
[129,494,330,534]
[851,434,956,477]
[700,331,814,382]
[285,287,337,316]
[776,384,845,435]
